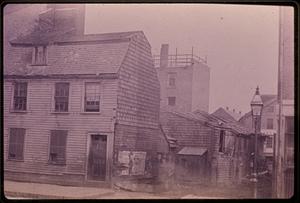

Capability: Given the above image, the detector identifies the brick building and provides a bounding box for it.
[154,44,210,113]
[4,5,167,187]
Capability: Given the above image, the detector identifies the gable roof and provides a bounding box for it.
[211,107,239,121]
[261,94,277,104]
[238,94,277,122]
[202,109,252,135]
[5,31,145,76]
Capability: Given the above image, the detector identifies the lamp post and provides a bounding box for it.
[250,86,263,198]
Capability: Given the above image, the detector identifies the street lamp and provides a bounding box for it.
[250,86,264,198]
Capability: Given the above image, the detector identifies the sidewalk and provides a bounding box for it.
[4,180,115,199]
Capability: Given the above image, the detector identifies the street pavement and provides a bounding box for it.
[3,180,253,199]
[4,180,171,199]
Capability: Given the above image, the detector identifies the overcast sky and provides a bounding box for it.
[84,4,280,114]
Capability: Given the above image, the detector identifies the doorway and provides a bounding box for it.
[88,134,107,181]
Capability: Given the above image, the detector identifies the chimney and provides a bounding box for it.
[233,109,235,113]
[160,44,169,68]
[226,106,229,111]
[39,4,85,36]
[239,111,242,114]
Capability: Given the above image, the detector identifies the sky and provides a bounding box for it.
[84,4,280,114]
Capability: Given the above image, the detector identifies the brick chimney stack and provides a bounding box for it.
[39,4,85,36]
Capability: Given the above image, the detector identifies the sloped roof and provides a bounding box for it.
[160,108,220,126]
[238,94,277,122]
[261,94,277,104]
[5,31,145,76]
[10,30,143,46]
[207,109,252,135]
[211,107,241,121]
[177,147,207,156]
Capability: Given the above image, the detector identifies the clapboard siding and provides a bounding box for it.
[4,78,117,176]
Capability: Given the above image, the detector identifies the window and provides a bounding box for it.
[13,82,27,111]
[33,46,47,65]
[265,137,273,148]
[49,130,67,165]
[267,118,274,129]
[168,97,176,106]
[168,73,176,87]
[85,83,100,112]
[54,83,69,112]
[8,128,25,160]
[219,130,225,152]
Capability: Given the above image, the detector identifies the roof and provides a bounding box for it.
[5,31,145,76]
[207,109,252,135]
[238,94,277,122]
[177,147,207,156]
[261,94,277,104]
[211,107,242,121]
[161,108,225,126]
[10,30,143,46]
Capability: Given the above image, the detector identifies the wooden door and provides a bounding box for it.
[88,134,107,180]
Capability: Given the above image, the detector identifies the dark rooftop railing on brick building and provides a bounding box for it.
[153,54,207,68]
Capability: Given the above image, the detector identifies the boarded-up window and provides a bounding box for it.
[219,130,225,152]
[85,83,100,112]
[168,97,176,106]
[49,130,67,165]
[8,128,25,160]
[54,83,69,112]
[13,82,27,111]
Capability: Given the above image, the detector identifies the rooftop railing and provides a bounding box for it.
[153,54,207,68]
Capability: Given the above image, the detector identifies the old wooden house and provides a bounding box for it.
[4,5,165,187]
[158,109,253,186]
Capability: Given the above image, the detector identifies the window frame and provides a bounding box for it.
[167,72,177,88]
[8,128,26,161]
[265,136,273,148]
[219,130,225,153]
[84,82,101,113]
[11,82,28,112]
[168,96,176,106]
[48,130,68,165]
[32,46,47,66]
[53,82,70,113]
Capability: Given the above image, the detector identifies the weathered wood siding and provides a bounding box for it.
[117,33,160,129]
[4,78,117,183]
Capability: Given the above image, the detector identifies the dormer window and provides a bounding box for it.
[32,46,47,65]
